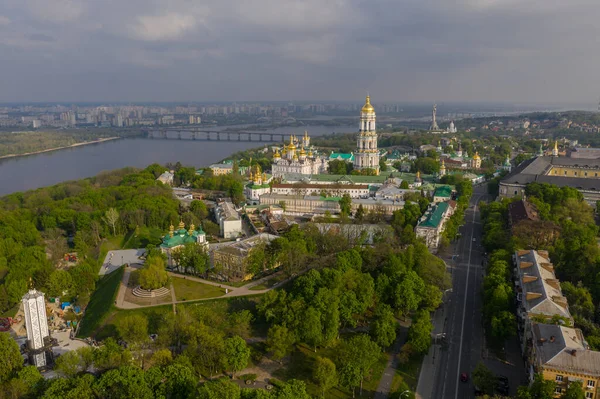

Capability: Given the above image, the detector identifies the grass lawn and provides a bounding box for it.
[1,303,20,318]
[77,266,124,338]
[172,277,226,301]
[273,343,388,399]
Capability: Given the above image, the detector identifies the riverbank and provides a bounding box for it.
[0,137,121,159]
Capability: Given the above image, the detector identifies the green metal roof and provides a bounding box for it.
[419,202,449,228]
[160,228,205,248]
[329,153,354,161]
[434,185,452,198]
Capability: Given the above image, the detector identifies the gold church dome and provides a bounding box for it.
[361,95,375,113]
[473,152,481,160]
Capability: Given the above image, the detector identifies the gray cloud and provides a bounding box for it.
[0,0,598,104]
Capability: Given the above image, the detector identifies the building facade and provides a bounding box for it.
[271,183,369,198]
[353,96,380,174]
[215,200,243,239]
[160,221,208,268]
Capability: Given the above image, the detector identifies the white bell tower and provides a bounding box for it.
[353,95,380,174]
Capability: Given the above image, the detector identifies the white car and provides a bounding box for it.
[472,238,476,242]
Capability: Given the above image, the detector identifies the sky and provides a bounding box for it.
[1,0,599,105]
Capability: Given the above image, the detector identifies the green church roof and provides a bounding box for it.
[433,185,452,198]
[329,153,354,161]
[419,202,449,228]
[160,228,205,248]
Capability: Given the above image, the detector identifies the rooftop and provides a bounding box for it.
[433,185,452,198]
[215,233,278,257]
[217,201,240,221]
[272,183,369,190]
[417,202,450,229]
[508,199,540,225]
[160,227,205,248]
[515,250,571,320]
[502,156,600,190]
[533,323,600,376]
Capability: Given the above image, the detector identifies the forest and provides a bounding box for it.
[0,128,143,157]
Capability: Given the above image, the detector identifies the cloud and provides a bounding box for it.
[0,0,599,104]
[131,12,198,41]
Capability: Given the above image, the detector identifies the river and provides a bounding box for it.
[0,125,356,196]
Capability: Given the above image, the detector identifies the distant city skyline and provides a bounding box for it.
[1,0,599,104]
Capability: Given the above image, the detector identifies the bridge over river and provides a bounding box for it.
[146,128,290,143]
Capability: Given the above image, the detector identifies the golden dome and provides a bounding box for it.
[273,149,281,159]
[299,148,306,156]
[473,152,481,160]
[361,95,375,113]
[178,220,185,230]
[293,154,299,161]
[288,135,296,149]
[308,150,314,157]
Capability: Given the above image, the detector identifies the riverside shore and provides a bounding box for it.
[0,137,120,160]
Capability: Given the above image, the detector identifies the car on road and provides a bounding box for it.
[472,238,476,242]
[460,373,469,382]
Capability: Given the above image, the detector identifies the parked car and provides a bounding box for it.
[496,375,509,395]
[460,373,469,382]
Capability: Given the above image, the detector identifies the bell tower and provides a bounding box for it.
[353,95,380,174]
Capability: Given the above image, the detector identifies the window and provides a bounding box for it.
[555,387,562,394]
[565,171,568,175]
[588,380,595,388]
[574,172,578,176]
[556,375,564,382]
[586,393,593,399]
[585,172,588,177]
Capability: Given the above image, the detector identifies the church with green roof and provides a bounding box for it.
[160,221,208,267]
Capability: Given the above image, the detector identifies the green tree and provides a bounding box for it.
[197,378,241,399]
[301,307,323,352]
[490,311,516,341]
[379,158,388,172]
[190,200,209,220]
[266,325,296,363]
[407,310,432,354]
[116,313,149,347]
[94,365,153,399]
[0,332,23,383]
[55,350,85,377]
[370,304,397,348]
[561,380,585,399]
[138,255,169,290]
[46,269,74,298]
[223,336,250,378]
[172,242,209,275]
[355,204,365,222]
[472,362,496,396]
[313,356,338,398]
[337,334,380,397]
[400,180,409,189]
[339,193,352,216]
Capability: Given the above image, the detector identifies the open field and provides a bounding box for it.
[77,266,124,338]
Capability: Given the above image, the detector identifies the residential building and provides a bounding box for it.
[212,233,279,281]
[215,200,243,239]
[530,323,600,398]
[160,221,208,268]
[514,250,573,353]
[414,201,456,252]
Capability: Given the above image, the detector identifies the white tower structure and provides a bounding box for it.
[353,95,380,174]
[22,288,51,367]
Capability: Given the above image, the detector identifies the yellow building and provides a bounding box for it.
[530,323,600,398]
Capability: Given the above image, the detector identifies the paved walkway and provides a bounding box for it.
[115,268,288,310]
[374,321,410,399]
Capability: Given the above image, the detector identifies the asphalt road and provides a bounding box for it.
[431,185,489,399]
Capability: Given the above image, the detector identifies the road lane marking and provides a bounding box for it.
[455,196,481,399]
